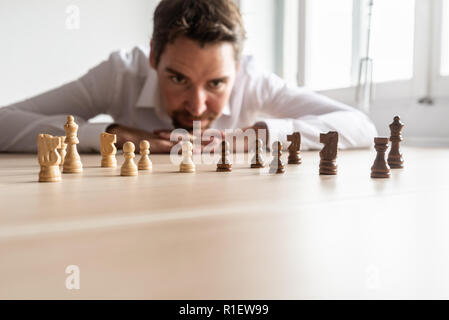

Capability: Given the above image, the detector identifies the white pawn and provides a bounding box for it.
[138,140,152,171]
[179,141,195,173]
[121,142,138,176]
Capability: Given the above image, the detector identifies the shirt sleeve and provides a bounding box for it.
[0,54,116,153]
[245,66,378,150]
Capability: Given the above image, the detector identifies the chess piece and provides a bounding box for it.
[371,137,391,178]
[100,132,117,168]
[250,139,266,168]
[269,141,285,174]
[57,136,67,166]
[287,132,302,164]
[387,116,404,169]
[121,142,138,176]
[180,141,195,173]
[138,140,152,171]
[217,141,232,172]
[63,115,83,173]
[319,131,338,175]
[37,134,62,182]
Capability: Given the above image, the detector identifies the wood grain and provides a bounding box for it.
[0,147,449,299]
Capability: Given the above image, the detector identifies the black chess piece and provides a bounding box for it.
[371,137,391,178]
[217,140,232,172]
[269,141,285,174]
[387,116,404,169]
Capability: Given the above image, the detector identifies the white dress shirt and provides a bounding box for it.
[0,46,377,153]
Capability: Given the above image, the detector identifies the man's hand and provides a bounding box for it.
[106,122,268,154]
[153,129,224,154]
[151,123,268,153]
[106,124,175,153]
[236,122,269,152]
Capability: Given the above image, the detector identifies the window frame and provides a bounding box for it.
[280,0,448,107]
[432,0,449,97]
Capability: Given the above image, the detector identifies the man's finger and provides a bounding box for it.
[153,130,172,140]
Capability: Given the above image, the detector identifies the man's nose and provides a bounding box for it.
[186,88,207,117]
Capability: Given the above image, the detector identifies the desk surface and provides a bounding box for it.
[0,147,448,299]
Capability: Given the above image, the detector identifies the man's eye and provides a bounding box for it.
[170,75,186,85]
[209,80,224,89]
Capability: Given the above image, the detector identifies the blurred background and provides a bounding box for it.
[0,0,448,145]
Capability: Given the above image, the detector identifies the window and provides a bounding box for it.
[304,0,416,91]
[441,0,449,76]
[239,0,449,104]
[370,0,415,82]
[276,0,449,106]
[305,0,353,90]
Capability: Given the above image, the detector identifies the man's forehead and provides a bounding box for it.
[161,37,236,78]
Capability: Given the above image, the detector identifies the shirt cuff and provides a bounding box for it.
[261,118,295,150]
[77,122,111,153]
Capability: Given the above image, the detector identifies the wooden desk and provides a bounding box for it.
[1,147,448,299]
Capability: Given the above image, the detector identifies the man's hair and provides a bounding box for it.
[151,0,246,66]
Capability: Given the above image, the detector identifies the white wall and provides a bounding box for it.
[0,0,159,107]
[370,98,449,147]
[0,0,279,106]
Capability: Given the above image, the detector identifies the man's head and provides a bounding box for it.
[150,0,246,131]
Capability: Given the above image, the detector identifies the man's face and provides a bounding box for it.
[150,36,239,131]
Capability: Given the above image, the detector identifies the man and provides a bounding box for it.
[0,0,377,153]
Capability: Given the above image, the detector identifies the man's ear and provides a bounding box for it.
[149,40,157,69]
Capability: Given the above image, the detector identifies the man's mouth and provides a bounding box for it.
[181,116,201,125]
[172,111,217,130]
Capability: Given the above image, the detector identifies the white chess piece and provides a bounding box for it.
[138,140,152,171]
[63,115,83,173]
[179,141,195,173]
[100,132,117,168]
[57,136,67,166]
[121,142,138,176]
[37,134,62,182]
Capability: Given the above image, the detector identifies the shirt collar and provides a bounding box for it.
[221,102,231,116]
[135,70,232,117]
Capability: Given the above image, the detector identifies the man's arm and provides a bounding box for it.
[106,124,175,153]
[0,58,114,153]
[245,69,378,150]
